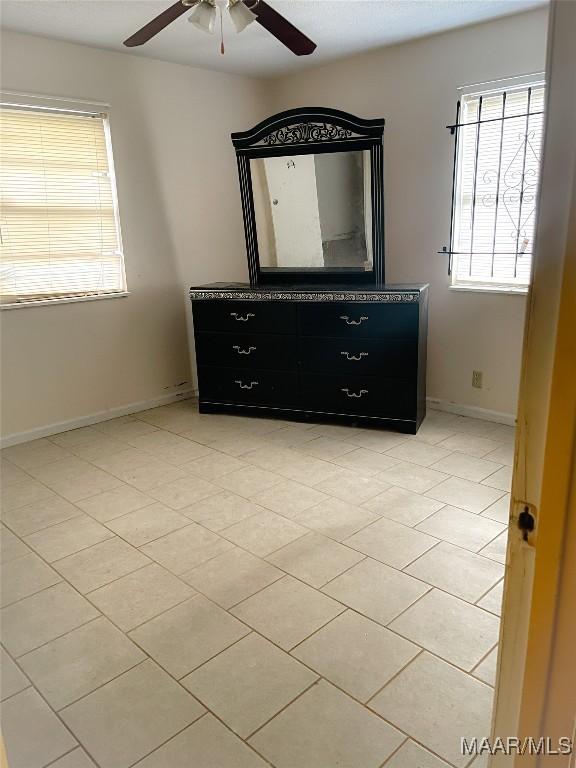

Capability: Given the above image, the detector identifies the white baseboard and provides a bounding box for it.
[427,397,516,426]
[1,389,197,448]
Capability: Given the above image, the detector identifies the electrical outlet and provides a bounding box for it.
[472,370,483,389]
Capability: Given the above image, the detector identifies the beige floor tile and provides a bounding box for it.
[181,492,264,531]
[384,740,452,768]
[322,558,430,626]
[0,525,31,563]
[369,652,493,767]
[1,648,29,700]
[416,506,506,551]
[262,427,320,449]
[299,436,357,460]
[389,589,500,670]
[477,579,504,616]
[1,552,62,607]
[217,466,283,498]
[472,646,498,686]
[232,575,344,650]
[295,497,377,541]
[184,452,246,480]
[46,469,123,503]
[1,477,57,513]
[378,461,449,493]
[124,431,212,464]
[332,447,401,476]
[363,486,444,526]
[2,496,83,537]
[53,537,150,593]
[88,563,194,630]
[267,533,364,588]
[76,485,154,522]
[479,530,508,563]
[129,595,249,679]
[481,493,511,523]
[110,460,186,492]
[405,541,504,602]
[92,447,159,475]
[27,456,95,484]
[482,465,513,491]
[60,660,205,768]
[449,416,505,438]
[425,476,505,513]
[242,445,303,472]
[411,422,459,447]
[221,511,308,557]
[484,443,514,466]
[94,417,160,440]
[2,582,99,657]
[182,547,283,608]
[436,432,502,458]
[1,458,32,487]
[345,430,409,452]
[251,480,329,518]
[20,617,145,710]
[147,476,221,509]
[3,439,71,470]
[68,436,130,463]
[141,523,233,574]
[49,424,116,447]
[488,424,516,443]
[314,470,390,505]
[48,748,97,768]
[183,633,317,737]
[250,680,403,768]
[293,610,419,701]
[2,687,77,768]
[277,456,343,486]
[104,503,190,546]
[201,433,272,458]
[384,440,452,467]
[24,515,114,562]
[345,517,438,569]
[429,452,503,482]
[136,715,268,768]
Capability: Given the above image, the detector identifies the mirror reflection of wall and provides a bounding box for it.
[252,150,373,271]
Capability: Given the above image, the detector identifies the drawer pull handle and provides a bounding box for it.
[233,345,256,355]
[230,312,255,322]
[340,351,369,361]
[339,315,369,326]
[235,380,259,390]
[341,388,368,398]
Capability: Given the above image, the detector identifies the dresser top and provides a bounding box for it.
[189,283,429,303]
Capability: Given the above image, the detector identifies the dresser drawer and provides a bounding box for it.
[193,301,297,334]
[301,374,416,418]
[198,366,298,407]
[299,337,417,377]
[299,302,418,339]
[196,332,297,371]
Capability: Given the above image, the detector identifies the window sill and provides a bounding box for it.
[449,284,528,296]
[0,291,130,310]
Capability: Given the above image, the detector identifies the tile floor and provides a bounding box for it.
[0,401,513,768]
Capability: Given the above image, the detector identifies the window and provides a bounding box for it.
[0,94,126,307]
[447,76,545,292]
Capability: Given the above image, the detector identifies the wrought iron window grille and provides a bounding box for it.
[440,83,545,286]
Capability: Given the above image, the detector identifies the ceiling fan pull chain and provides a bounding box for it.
[220,4,225,54]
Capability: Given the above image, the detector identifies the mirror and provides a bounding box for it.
[250,150,372,272]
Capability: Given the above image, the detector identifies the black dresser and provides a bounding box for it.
[190,283,428,434]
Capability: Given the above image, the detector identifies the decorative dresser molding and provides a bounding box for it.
[189,287,426,303]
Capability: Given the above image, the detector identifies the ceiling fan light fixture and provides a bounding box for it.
[187,0,216,34]
[228,0,257,33]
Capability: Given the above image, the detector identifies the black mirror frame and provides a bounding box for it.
[231,107,385,287]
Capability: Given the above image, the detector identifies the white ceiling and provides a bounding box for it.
[1,0,546,78]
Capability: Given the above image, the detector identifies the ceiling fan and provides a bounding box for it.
[123,0,317,56]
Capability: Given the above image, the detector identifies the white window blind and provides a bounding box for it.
[451,78,545,290]
[0,100,126,305]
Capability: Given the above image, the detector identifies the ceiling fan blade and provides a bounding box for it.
[124,1,190,47]
[248,0,316,56]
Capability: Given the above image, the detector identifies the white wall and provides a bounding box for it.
[267,8,549,417]
[0,31,267,440]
